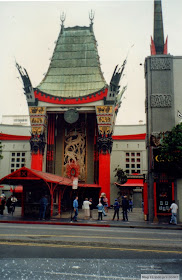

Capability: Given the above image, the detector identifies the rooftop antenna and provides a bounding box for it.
[89,10,95,26]
[60,12,66,34]
[60,12,66,26]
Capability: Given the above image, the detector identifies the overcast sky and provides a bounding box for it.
[0,0,182,125]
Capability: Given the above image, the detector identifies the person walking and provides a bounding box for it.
[97,202,104,220]
[11,195,18,212]
[169,200,178,225]
[122,195,129,221]
[112,198,120,221]
[103,195,108,213]
[100,194,107,216]
[129,199,133,212]
[39,194,48,220]
[73,196,79,222]
[6,195,13,214]
[82,198,91,219]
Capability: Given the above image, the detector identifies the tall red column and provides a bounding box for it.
[99,151,110,206]
[31,151,43,171]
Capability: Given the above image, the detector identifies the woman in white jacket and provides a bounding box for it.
[83,198,92,219]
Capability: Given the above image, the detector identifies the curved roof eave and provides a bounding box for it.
[34,86,108,105]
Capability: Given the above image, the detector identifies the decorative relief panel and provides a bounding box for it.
[150,57,171,70]
[97,132,113,154]
[29,106,47,154]
[97,116,112,124]
[98,126,111,135]
[96,106,114,115]
[29,106,47,135]
[64,122,86,181]
[96,105,114,136]
[151,94,172,108]
[29,107,46,115]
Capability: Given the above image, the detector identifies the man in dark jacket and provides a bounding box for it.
[122,195,129,221]
[39,194,48,220]
[112,199,120,221]
[0,196,6,215]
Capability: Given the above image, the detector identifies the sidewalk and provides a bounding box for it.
[0,207,182,230]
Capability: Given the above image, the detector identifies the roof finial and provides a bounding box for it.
[89,10,95,25]
[60,12,66,26]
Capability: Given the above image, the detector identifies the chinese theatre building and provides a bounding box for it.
[14,13,126,215]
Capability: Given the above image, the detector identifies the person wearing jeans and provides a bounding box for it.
[73,196,79,221]
[39,194,48,220]
[169,200,178,225]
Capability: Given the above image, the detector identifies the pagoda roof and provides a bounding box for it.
[36,25,107,99]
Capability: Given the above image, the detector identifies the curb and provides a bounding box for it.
[0,219,182,230]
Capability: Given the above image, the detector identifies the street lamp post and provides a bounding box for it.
[71,177,78,222]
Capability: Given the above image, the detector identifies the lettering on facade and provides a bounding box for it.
[151,94,172,107]
[150,57,171,70]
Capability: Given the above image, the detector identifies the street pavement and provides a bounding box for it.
[0,207,182,230]
[0,258,181,280]
[0,211,182,279]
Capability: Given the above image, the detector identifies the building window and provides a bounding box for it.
[125,152,142,174]
[10,152,26,173]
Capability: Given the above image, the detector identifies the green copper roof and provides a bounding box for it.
[37,25,107,97]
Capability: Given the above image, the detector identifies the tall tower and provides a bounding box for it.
[145,0,175,222]
[150,0,168,55]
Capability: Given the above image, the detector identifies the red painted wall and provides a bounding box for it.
[99,152,110,206]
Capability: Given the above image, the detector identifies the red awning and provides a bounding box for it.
[0,167,101,189]
[115,179,144,188]
[10,186,23,193]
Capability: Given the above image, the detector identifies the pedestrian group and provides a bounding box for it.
[71,193,132,222]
